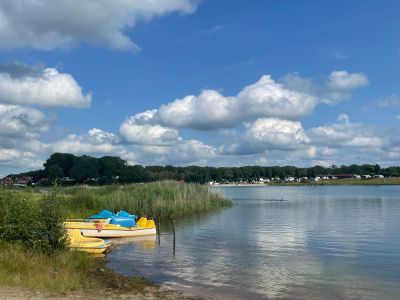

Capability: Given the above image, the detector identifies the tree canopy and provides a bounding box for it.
[7,152,400,185]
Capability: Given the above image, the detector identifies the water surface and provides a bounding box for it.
[107,185,400,299]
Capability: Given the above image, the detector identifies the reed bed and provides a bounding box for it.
[62,181,232,219]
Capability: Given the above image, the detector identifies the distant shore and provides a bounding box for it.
[211,178,400,187]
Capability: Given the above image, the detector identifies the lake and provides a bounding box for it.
[107,185,400,299]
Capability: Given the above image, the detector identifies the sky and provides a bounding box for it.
[0,0,400,176]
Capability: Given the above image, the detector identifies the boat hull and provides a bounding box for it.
[70,246,109,254]
[79,227,156,238]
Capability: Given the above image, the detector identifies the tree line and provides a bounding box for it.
[7,152,400,185]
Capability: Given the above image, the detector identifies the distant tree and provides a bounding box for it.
[44,153,76,176]
[374,164,381,175]
[120,165,147,183]
[99,156,126,183]
[46,164,63,181]
[69,156,99,182]
[7,152,400,186]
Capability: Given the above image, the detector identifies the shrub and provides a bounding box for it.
[0,189,66,254]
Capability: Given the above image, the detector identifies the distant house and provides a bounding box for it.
[354,175,361,179]
[62,177,76,183]
[259,177,269,183]
[0,177,13,186]
[363,175,372,179]
[314,176,321,181]
[15,176,32,186]
[285,177,295,182]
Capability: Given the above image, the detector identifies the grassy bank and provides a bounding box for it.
[0,243,94,292]
[266,177,400,186]
[0,243,184,299]
[61,181,233,219]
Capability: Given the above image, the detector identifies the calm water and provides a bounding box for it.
[107,186,400,299]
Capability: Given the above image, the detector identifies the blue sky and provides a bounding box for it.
[0,0,399,176]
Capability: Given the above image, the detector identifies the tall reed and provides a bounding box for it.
[63,181,232,219]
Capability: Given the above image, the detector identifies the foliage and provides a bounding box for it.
[8,153,400,185]
[0,189,66,254]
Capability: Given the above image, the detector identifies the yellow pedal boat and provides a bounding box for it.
[65,217,157,238]
[67,229,112,254]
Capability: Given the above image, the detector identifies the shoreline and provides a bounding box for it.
[0,257,189,300]
[211,178,400,187]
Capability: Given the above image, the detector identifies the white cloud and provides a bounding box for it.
[0,62,91,108]
[281,71,369,104]
[0,0,197,51]
[238,75,318,120]
[222,118,310,155]
[337,113,350,123]
[0,148,20,162]
[0,104,50,146]
[120,110,180,145]
[293,114,400,166]
[322,71,369,104]
[142,71,368,131]
[327,71,369,91]
[308,118,384,149]
[245,118,309,149]
[139,139,217,165]
[156,75,318,130]
[0,141,48,175]
[52,129,136,163]
[158,90,237,130]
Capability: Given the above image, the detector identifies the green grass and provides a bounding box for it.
[0,243,184,298]
[0,243,95,292]
[61,181,233,219]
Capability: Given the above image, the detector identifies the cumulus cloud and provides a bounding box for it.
[323,71,369,104]
[0,104,50,142]
[133,71,368,131]
[120,110,180,145]
[0,62,91,108]
[52,129,136,163]
[222,118,310,155]
[327,71,369,90]
[158,90,237,130]
[237,75,317,120]
[0,148,20,162]
[138,139,217,165]
[281,71,369,105]
[308,117,384,148]
[156,75,318,130]
[0,139,49,175]
[0,0,197,51]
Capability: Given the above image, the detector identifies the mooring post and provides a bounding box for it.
[172,219,176,257]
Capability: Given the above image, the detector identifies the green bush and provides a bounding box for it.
[0,189,66,254]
